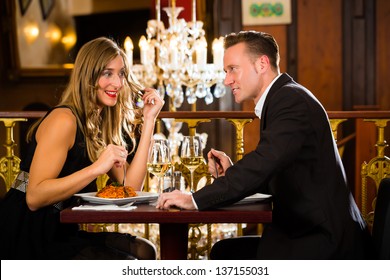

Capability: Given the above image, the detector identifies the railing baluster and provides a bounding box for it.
[361,119,390,227]
[226,118,253,160]
[226,118,254,236]
[329,119,347,142]
[0,118,27,191]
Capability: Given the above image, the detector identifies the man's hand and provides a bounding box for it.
[156,190,196,210]
[207,148,233,178]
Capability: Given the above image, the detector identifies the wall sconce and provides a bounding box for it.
[23,21,39,44]
[61,27,77,51]
[44,23,62,44]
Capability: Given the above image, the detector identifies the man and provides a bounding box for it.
[156,31,372,259]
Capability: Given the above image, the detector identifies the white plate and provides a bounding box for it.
[74,191,158,205]
[235,193,272,205]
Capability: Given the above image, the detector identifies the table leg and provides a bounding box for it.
[159,223,188,260]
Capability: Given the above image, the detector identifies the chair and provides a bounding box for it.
[371,177,390,259]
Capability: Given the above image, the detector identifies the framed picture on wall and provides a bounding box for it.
[39,0,54,20]
[241,0,292,26]
[19,0,32,16]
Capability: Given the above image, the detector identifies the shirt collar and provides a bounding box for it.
[254,73,282,119]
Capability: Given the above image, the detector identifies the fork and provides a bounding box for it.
[212,154,219,178]
[123,163,126,186]
[118,201,135,208]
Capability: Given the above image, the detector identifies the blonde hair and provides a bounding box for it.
[28,37,143,162]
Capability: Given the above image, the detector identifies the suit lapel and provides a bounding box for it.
[260,73,294,129]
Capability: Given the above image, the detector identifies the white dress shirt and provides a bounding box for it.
[254,73,282,119]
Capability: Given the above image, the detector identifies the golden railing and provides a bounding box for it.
[1,110,390,258]
[361,119,390,229]
[326,111,390,228]
[0,111,43,191]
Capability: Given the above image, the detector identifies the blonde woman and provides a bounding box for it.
[0,37,163,259]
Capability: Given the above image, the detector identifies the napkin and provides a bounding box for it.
[72,204,137,211]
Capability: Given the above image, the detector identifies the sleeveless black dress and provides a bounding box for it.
[0,106,135,259]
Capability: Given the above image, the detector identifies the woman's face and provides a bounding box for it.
[96,55,126,109]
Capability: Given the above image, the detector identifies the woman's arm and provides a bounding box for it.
[26,108,126,211]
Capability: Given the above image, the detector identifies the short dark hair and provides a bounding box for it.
[224,31,280,70]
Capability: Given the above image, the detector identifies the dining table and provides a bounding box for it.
[60,200,272,260]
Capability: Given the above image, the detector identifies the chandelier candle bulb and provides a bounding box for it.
[212,37,224,70]
[192,0,196,23]
[148,43,155,66]
[124,36,134,66]
[170,36,179,69]
[156,0,161,22]
[139,36,149,65]
[196,37,207,70]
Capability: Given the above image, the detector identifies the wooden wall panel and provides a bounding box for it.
[376,0,390,180]
[297,0,343,111]
[376,0,390,110]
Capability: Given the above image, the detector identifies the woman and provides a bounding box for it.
[0,37,163,259]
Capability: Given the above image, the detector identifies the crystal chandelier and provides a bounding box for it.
[124,0,226,111]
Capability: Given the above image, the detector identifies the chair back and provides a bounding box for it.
[372,177,390,259]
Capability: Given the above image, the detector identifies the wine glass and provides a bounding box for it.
[180,135,203,192]
[147,139,172,193]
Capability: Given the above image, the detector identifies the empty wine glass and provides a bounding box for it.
[180,135,203,192]
[147,139,172,193]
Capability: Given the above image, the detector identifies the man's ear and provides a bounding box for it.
[255,55,269,73]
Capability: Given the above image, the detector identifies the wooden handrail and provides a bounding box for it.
[327,111,390,118]
[0,111,46,118]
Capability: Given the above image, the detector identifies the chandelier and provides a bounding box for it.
[124,0,226,111]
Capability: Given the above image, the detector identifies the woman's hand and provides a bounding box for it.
[141,88,164,122]
[93,144,128,177]
[207,148,233,178]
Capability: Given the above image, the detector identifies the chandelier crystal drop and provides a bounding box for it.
[124,0,226,110]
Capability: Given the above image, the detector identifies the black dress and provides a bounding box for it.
[0,106,136,259]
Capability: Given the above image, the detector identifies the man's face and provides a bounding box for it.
[223,43,263,104]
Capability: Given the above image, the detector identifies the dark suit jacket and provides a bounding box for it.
[193,73,372,259]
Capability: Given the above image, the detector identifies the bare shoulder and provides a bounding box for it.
[42,107,76,128]
[47,107,75,122]
[36,107,77,147]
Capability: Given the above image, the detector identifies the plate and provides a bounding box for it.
[74,191,158,205]
[235,193,272,205]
